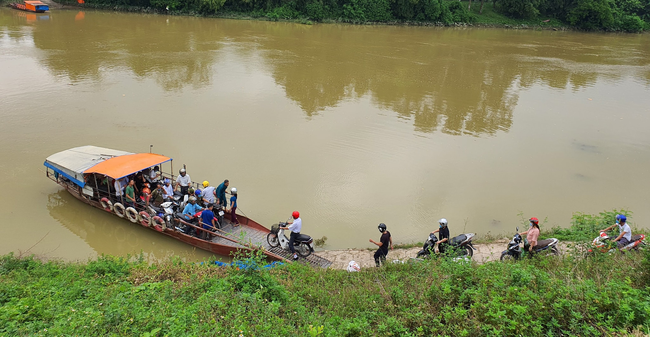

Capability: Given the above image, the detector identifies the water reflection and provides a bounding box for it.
[2,9,650,135]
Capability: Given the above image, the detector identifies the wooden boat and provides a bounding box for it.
[44,146,332,268]
[9,1,49,13]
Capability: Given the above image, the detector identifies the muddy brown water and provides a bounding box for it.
[1,8,650,262]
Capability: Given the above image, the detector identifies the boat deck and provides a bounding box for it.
[211,219,332,269]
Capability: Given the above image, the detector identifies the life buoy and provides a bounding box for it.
[100,198,113,212]
[152,216,164,232]
[139,211,151,227]
[113,203,126,218]
[125,207,139,223]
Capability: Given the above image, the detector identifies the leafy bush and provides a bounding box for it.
[305,0,328,21]
[446,0,476,22]
[266,4,300,20]
[496,0,541,18]
[567,0,615,30]
[342,0,392,22]
[615,13,645,30]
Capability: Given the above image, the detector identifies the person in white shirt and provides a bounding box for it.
[162,179,174,200]
[149,166,161,184]
[280,211,302,260]
[114,178,124,200]
[601,214,633,249]
[175,168,192,195]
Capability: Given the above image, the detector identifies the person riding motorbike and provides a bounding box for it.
[430,218,449,254]
[182,196,203,222]
[279,211,302,260]
[601,214,632,249]
[518,217,540,257]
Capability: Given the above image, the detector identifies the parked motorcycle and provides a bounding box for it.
[416,232,476,259]
[266,222,315,258]
[500,227,560,261]
[588,231,646,254]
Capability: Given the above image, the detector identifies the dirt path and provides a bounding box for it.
[318,241,510,270]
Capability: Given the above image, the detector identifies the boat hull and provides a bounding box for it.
[53,177,287,262]
[9,3,49,12]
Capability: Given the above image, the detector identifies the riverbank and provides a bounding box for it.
[2,246,649,336]
[49,0,576,31]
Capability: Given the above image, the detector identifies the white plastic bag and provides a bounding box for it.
[347,260,360,272]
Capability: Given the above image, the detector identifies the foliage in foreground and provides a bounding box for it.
[2,247,650,336]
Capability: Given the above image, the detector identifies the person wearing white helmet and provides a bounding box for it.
[227,187,239,226]
[431,218,450,254]
[175,168,192,195]
[182,195,203,222]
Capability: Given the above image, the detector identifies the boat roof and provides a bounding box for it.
[25,1,46,4]
[44,146,171,187]
[84,153,171,180]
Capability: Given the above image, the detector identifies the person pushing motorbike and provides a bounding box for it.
[431,218,450,254]
[601,214,632,249]
[279,211,302,260]
[369,223,392,267]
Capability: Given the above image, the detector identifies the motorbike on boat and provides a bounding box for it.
[266,222,315,258]
[416,232,476,259]
[588,231,646,255]
[500,227,560,261]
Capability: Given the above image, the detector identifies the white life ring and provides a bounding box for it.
[113,203,126,218]
[125,207,139,223]
[100,198,113,212]
[139,211,151,227]
[152,216,164,232]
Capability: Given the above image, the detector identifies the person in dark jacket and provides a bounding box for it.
[431,218,449,254]
[370,223,392,267]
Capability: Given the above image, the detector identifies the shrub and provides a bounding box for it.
[496,0,540,19]
[567,0,615,30]
[342,0,392,22]
[615,13,645,30]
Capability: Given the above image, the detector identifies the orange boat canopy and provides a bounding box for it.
[84,153,172,179]
[24,1,45,4]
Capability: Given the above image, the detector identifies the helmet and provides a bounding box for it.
[616,214,627,223]
[378,223,387,232]
[195,189,202,197]
[189,196,197,202]
[202,181,209,187]
[164,179,170,184]
[529,217,539,225]
[230,187,237,194]
[179,168,186,174]
[439,218,448,227]
[292,211,300,219]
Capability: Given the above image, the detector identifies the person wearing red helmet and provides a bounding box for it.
[519,217,540,256]
[280,211,302,260]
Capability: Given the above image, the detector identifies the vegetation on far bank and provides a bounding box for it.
[2,210,650,336]
[54,0,650,32]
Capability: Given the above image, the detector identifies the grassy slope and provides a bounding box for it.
[1,247,649,336]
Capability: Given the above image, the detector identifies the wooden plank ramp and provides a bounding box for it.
[211,219,332,269]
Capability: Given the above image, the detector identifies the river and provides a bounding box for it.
[1,8,649,261]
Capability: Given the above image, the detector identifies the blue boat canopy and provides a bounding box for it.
[44,146,133,187]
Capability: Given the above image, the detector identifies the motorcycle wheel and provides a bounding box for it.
[266,233,279,248]
[464,246,473,257]
[550,246,560,255]
[297,244,312,258]
[500,252,514,261]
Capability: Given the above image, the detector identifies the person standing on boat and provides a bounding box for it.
[228,188,239,226]
[175,168,192,195]
[216,180,229,208]
[125,180,136,208]
[162,179,174,201]
[150,183,165,207]
[114,178,125,202]
[201,181,216,205]
[279,211,302,260]
[149,166,161,185]
[199,203,217,240]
